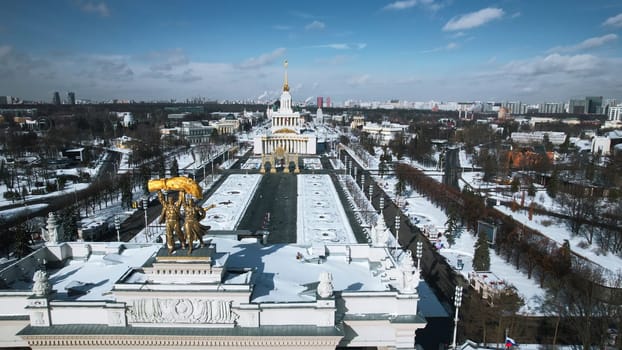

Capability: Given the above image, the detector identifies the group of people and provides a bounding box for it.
[157,190,216,255]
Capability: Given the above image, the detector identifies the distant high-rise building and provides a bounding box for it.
[539,102,564,114]
[67,92,76,105]
[569,99,586,114]
[585,96,603,114]
[0,96,12,105]
[602,98,618,115]
[502,101,522,115]
[317,96,323,108]
[52,91,61,105]
[326,96,331,108]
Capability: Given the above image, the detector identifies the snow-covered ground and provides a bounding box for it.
[297,174,357,245]
[199,174,261,231]
[373,173,545,314]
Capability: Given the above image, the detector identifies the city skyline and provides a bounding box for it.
[1,0,621,103]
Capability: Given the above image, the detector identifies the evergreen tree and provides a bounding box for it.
[119,174,132,209]
[58,205,79,241]
[395,178,406,198]
[12,224,32,258]
[473,230,491,271]
[510,177,520,193]
[140,164,150,195]
[527,182,536,197]
[156,155,166,178]
[170,158,179,177]
[546,169,558,198]
[445,206,460,248]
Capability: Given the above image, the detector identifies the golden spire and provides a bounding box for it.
[283,60,289,92]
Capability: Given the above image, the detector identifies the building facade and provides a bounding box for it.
[253,62,317,155]
[1,230,426,349]
[362,121,408,146]
[179,121,215,144]
[608,104,622,122]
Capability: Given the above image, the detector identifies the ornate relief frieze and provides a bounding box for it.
[126,298,238,324]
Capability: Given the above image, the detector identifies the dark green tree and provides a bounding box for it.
[473,230,491,271]
[119,174,132,209]
[12,224,32,258]
[156,155,166,178]
[546,169,559,198]
[510,177,520,193]
[58,205,79,242]
[527,182,536,197]
[170,158,179,177]
[140,164,150,195]
[445,206,460,248]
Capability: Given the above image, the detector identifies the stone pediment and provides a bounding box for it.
[273,128,297,134]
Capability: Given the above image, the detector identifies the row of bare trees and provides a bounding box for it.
[394,161,622,347]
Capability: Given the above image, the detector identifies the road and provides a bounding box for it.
[236,173,298,243]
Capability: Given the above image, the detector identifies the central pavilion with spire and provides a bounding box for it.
[253,61,317,159]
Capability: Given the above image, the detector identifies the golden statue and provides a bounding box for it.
[157,191,185,254]
[148,176,203,199]
[183,198,216,254]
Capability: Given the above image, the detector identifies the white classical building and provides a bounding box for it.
[510,131,567,145]
[608,104,622,122]
[253,62,317,155]
[0,224,426,349]
[362,121,408,146]
[179,121,215,144]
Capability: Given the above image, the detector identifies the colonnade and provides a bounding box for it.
[261,138,309,154]
[272,116,301,128]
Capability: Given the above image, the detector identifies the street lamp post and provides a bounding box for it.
[394,215,400,256]
[115,216,121,242]
[379,196,384,213]
[451,286,463,349]
[416,241,423,270]
[142,198,149,241]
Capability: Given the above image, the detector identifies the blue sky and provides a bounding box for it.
[1,0,621,104]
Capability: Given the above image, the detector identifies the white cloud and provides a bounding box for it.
[603,13,622,28]
[305,20,325,30]
[307,43,367,50]
[347,74,370,86]
[548,34,618,53]
[238,48,286,69]
[78,1,110,17]
[316,55,352,65]
[443,7,504,31]
[422,42,458,53]
[383,0,418,10]
[501,53,602,77]
[142,48,190,71]
[511,12,521,19]
[0,45,11,57]
[324,44,349,50]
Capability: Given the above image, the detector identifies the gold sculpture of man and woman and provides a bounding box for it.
[148,176,216,255]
